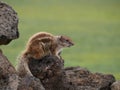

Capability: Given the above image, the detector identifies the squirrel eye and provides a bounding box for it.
[66,39,69,42]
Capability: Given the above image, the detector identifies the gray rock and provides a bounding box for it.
[64,66,115,90]
[28,55,115,90]
[18,75,45,90]
[0,1,19,45]
[29,55,64,90]
[0,50,19,90]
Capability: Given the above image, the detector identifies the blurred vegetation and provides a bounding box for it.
[1,0,120,80]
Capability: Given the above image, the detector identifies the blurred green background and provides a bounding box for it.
[1,0,120,79]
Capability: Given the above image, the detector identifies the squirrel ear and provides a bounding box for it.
[57,35,63,40]
[57,35,61,38]
[59,36,64,41]
[55,35,61,40]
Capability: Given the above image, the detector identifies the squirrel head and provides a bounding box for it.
[57,35,74,47]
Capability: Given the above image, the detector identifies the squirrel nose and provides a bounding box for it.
[68,42,74,47]
[71,43,74,46]
[71,42,74,46]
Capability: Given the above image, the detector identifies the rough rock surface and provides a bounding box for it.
[64,67,115,90]
[29,55,115,90]
[17,75,45,90]
[0,50,19,90]
[0,1,19,89]
[0,1,19,45]
[29,55,64,90]
[29,55,64,80]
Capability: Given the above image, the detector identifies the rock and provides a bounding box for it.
[64,66,115,90]
[28,55,64,90]
[111,81,120,90]
[29,55,116,90]
[0,50,19,90]
[0,1,19,45]
[17,75,45,90]
[0,1,19,89]
[0,50,16,75]
[29,55,64,80]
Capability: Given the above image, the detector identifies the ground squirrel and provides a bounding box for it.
[16,32,74,77]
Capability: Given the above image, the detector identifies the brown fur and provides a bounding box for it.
[23,32,58,59]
